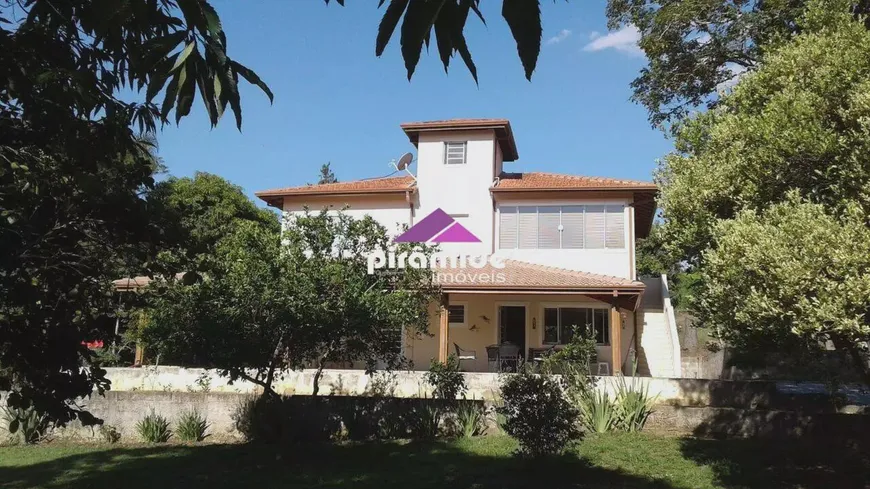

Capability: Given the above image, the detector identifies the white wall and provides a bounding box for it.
[283,197,412,239]
[494,198,634,278]
[415,130,497,256]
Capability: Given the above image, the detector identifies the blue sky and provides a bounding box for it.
[154,0,671,204]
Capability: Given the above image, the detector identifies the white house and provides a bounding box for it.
[257,119,680,377]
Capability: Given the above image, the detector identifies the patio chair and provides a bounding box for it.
[485,345,500,372]
[498,343,520,372]
[454,343,477,367]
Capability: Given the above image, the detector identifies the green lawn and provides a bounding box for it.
[0,433,867,489]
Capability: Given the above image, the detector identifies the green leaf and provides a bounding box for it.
[467,0,485,25]
[172,41,196,72]
[219,68,242,130]
[376,0,410,57]
[230,61,274,104]
[400,0,447,80]
[200,1,224,43]
[502,0,542,81]
[177,0,208,33]
[145,54,179,102]
[450,1,478,84]
[195,57,218,126]
[433,3,455,73]
[142,31,188,70]
[176,67,196,125]
[161,70,181,121]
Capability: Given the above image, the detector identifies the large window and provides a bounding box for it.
[543,307,609,345]
[444,142,467,165]
[499,205,625,250]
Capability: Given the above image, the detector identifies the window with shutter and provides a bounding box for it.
[561,206,585,249]
[537,206,561,249]
[499,207,517,249]
[605,205,625,248]
[444,142,467,165]
[517,207,538,249]
[448,305,466,325]
[584,205,606,249]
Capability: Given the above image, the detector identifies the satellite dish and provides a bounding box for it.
[396,152,414,171]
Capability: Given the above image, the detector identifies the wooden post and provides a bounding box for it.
[134,343,145,367]
[610,306,622,375]
[438,293,450,363]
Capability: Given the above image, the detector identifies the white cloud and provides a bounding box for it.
[546,29,572,45]
[582,25,643,56]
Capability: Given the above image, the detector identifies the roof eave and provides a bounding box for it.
[490,186,659,193]
[440,286,646,293]
[255,187,416,199]
[401,121,519,161]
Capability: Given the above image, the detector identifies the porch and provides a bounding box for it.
[404,260,645,375]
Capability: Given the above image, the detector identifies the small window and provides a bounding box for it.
[448,304,466,326]
[444,142,467,165]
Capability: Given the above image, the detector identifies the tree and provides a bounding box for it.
[317,162,338,185]
[326,0,563,82]
[0,0,269,427]
[606,0,870,127]
[656,3,870,378]
[148,172,279,274]
[143,211,440,397]
[699,196,870,383]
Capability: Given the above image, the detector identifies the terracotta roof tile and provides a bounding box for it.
[256,175,416,198]
[436,259,644,291]
[492,172,656,191]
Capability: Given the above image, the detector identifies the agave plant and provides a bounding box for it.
[175,409,209,442]
[614,375,658,432]
[454,402,486,438]
[136,410,172,443]
[577,389,619,434]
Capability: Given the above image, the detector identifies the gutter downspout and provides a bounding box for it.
[406,190,414,226]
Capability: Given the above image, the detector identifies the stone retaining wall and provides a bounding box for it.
[102,367,867,411]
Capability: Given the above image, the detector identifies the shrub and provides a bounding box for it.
[454,402,486,438]
[98,424,121,444]
[497,370,579,456]
[1,406,51,444]
[232,395,339,444]
[614,375,657,432]
[136,410,171,443]
[176,409,210,442]
[577,389,619,434]
[425,356,467,400]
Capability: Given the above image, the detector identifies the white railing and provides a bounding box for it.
[660,274,682,376]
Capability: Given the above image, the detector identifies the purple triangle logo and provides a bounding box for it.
[395,208,481,243]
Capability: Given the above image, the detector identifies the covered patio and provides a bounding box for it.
[405,260,645,375]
